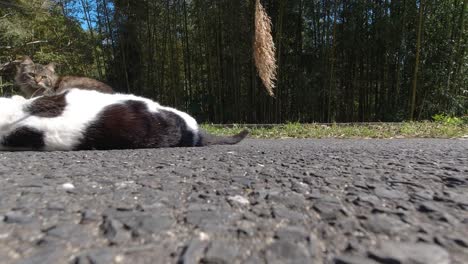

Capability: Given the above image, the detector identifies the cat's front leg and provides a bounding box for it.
[43,88,56,96]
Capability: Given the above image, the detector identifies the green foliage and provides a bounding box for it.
[432,114,467,125]
[202,122,468,139]
[104,0,468,122]
[0,0,104,95]
[0,0,467,124]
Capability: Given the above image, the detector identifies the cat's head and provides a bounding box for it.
[15,57,58,92]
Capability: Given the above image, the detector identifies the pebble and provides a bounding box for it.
[61,183,75,190]
[368,242,451,264]
[179,239,209,264]
[264,241,312,264]
[228,195,250,205]
[4,211,33,224]
[334,255,380,264]
[203,241,241,263]
[74,249,115,264]
[363,215,407,235]
[99,217,131,244]
[374,187,409,200]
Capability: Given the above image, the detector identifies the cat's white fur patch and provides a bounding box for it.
[0,97,28,135]
[0,89,200,150]
[11,95,27,102]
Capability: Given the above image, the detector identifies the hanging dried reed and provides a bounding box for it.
[254,0,277,97]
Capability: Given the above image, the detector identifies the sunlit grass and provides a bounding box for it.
[201,122,468,139]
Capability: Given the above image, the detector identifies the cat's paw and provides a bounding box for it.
[43,89,56,96]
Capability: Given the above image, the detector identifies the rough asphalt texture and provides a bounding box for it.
[0,139,467,264]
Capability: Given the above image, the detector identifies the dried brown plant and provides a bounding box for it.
[254,0,277,97]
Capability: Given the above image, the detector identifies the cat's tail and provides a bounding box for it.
[197,129,249,146]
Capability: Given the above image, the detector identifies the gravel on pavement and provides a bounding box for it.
[0,139,467,264]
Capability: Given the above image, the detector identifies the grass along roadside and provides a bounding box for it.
[201,122,468,139]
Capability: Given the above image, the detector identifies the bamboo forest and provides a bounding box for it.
[0,0,467,123]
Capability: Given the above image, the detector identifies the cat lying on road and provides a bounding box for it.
[0,89,248,151]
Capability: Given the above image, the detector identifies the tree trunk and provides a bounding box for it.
[80,0,104,79]
[182,0,192,105]
[410,0,424,120]
[275,0,285,123]
[327,2,338,123]
[453,0,467,96]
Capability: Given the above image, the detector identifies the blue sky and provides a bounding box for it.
[67,1,106,31]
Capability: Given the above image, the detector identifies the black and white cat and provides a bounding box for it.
[0,89,248,151]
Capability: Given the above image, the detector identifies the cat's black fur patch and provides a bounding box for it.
[26,92,68,117]
[76,100,195,150]
[163,111,196,147]
[1,127,45,150]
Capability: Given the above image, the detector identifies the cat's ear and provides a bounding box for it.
[21,56,34,65]
[45,62,56,72]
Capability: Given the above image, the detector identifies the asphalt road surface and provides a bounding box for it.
[0,139,467,264]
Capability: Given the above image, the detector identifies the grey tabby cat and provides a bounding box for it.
[15,56,114,98]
